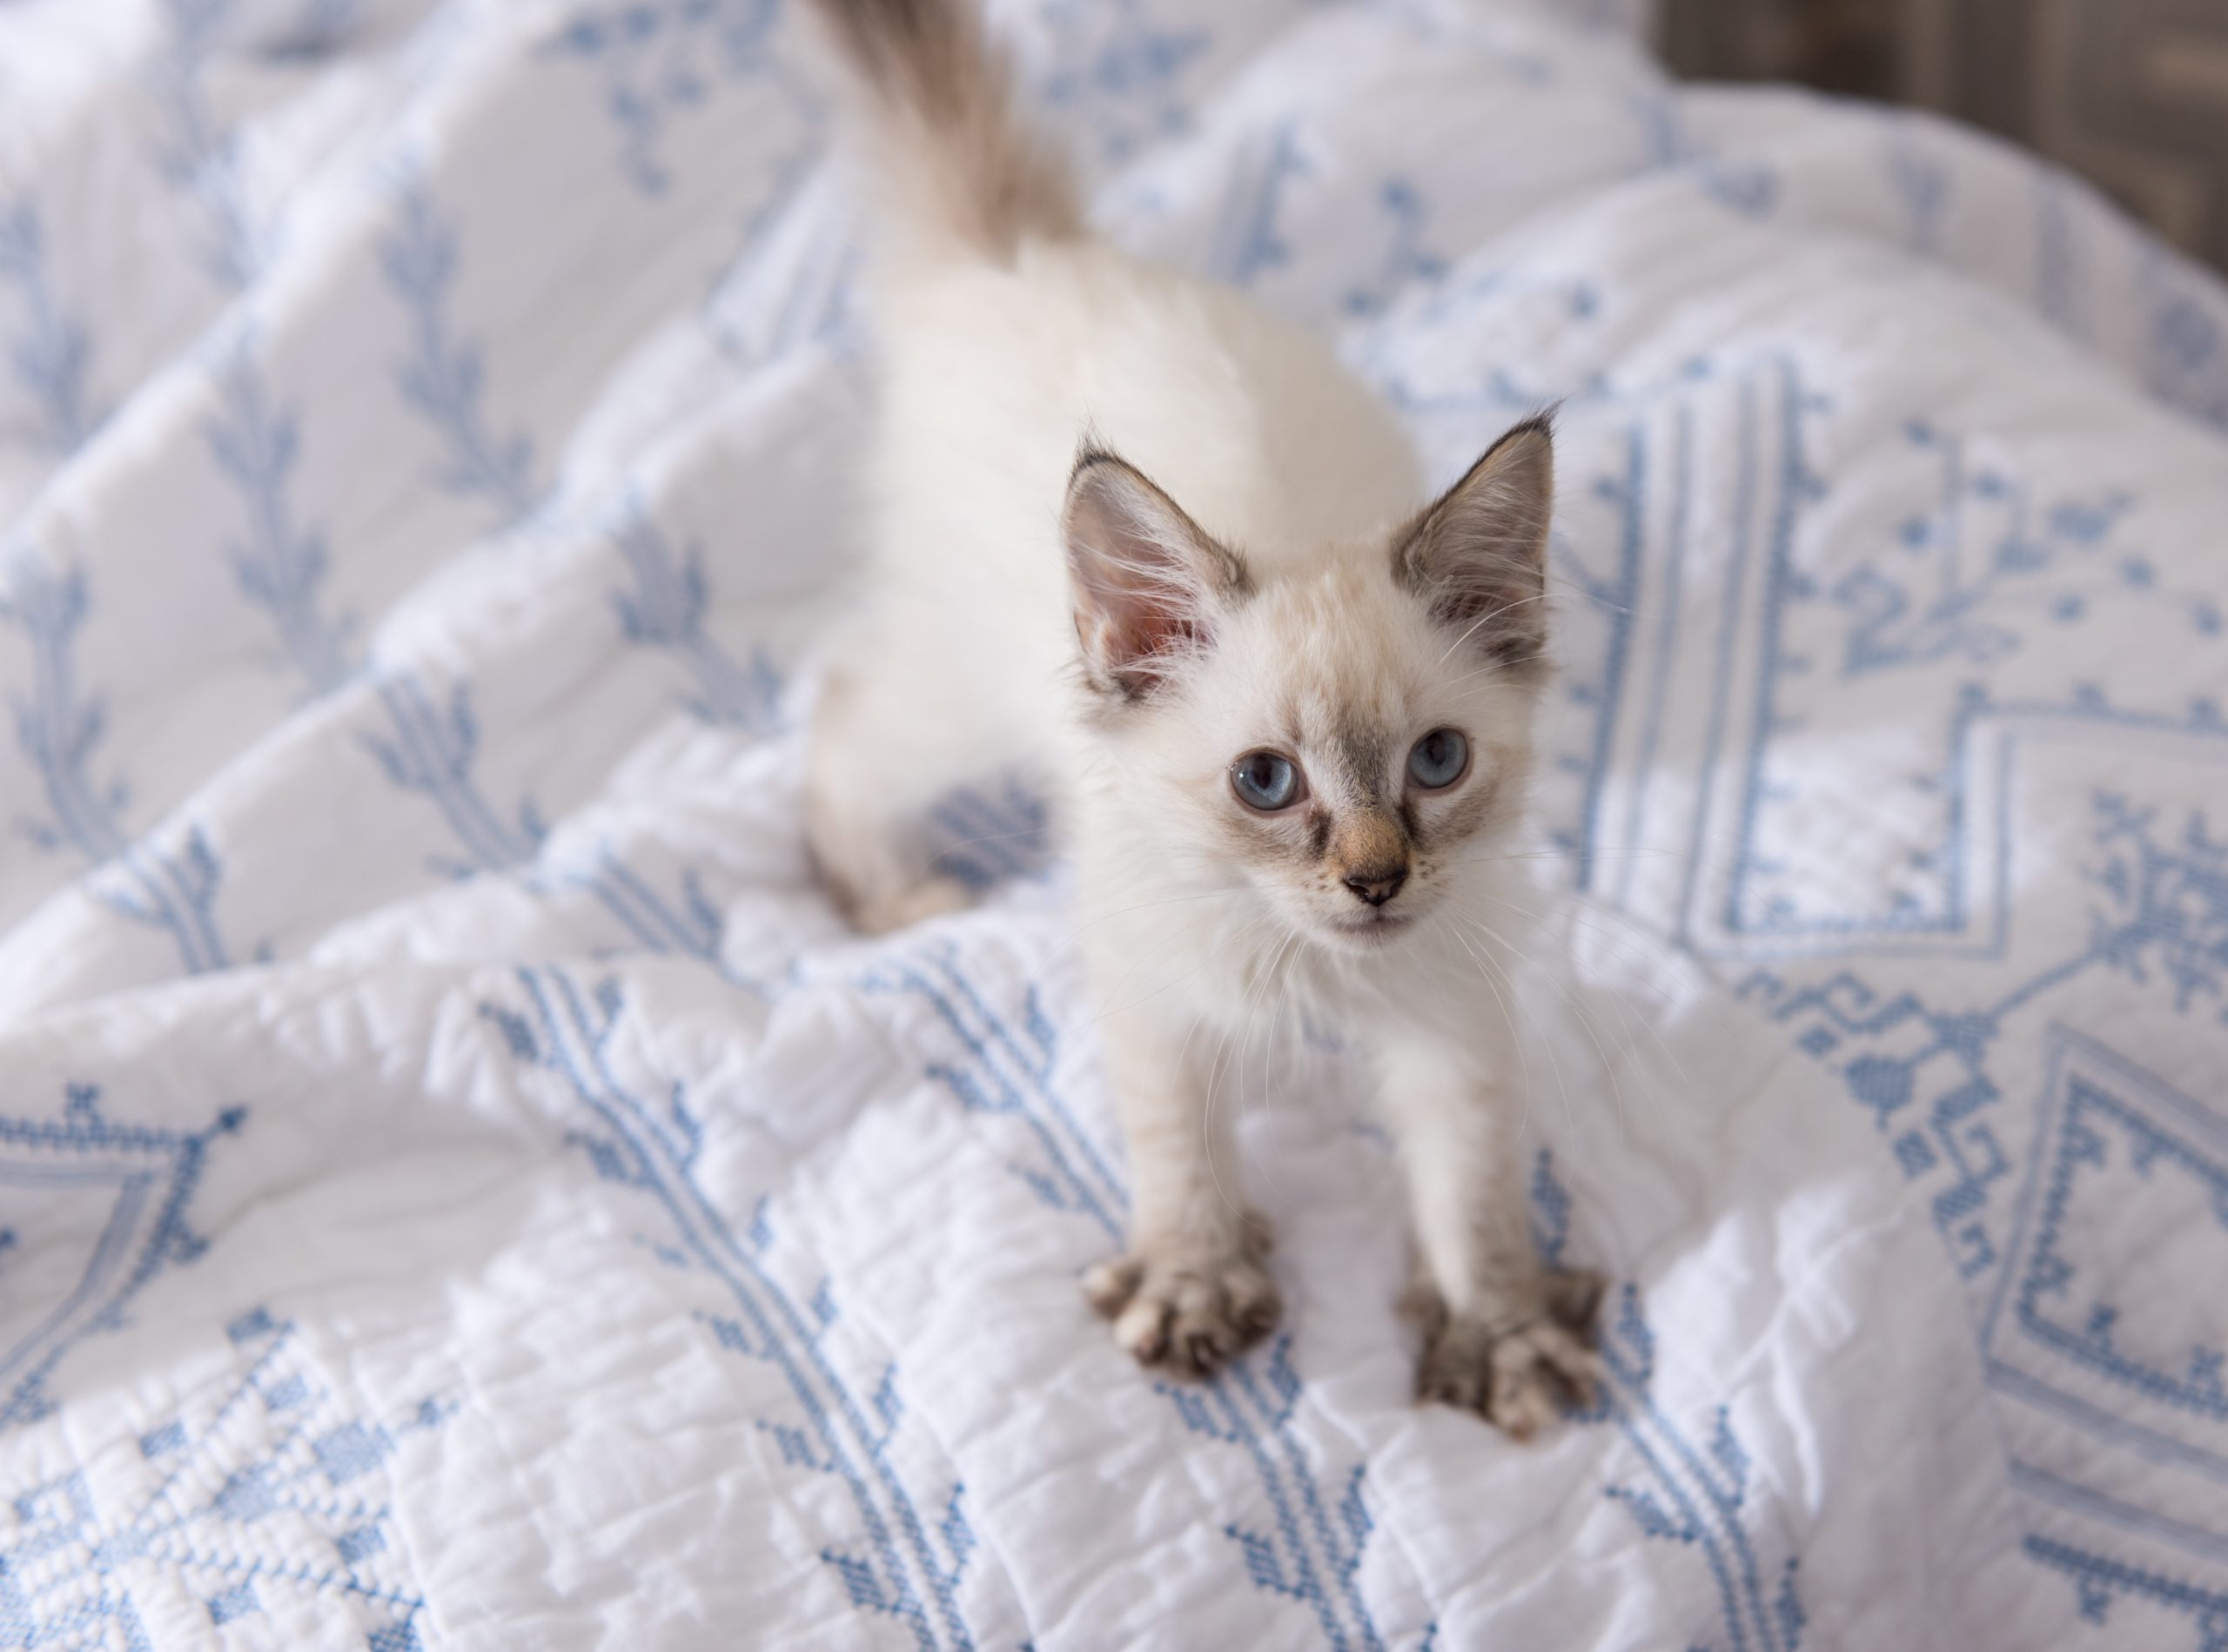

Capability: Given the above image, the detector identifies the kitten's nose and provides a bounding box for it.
[1344,866,1407,907]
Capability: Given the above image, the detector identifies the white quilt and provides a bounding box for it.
[5,1,2228,1647]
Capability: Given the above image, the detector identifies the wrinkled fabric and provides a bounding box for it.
[3,1,2226,1647]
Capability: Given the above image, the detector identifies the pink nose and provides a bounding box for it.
[1344,868,1406,906]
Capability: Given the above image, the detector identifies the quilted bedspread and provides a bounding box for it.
[5,0,2228,1646]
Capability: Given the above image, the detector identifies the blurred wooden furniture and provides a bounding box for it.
[1661,0,2228,272]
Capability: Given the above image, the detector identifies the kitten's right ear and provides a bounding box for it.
[1393,415,1554,673]
[1063,448,1250,700]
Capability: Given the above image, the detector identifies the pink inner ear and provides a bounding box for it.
[1064,458,1225,693]
[1079,540,1202,657]
[1397,421,1554,661]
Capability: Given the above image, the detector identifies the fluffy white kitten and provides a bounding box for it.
[801,0,1601,1435]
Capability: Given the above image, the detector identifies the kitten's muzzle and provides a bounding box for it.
[1343,865,1407,907]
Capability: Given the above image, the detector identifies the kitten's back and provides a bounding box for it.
[805,0,1419,737]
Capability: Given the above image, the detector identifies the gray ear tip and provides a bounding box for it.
[1495,411,1557,454]
[1069,426,1128,483]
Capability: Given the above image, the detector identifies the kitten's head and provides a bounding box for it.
[1064,419,1553,956]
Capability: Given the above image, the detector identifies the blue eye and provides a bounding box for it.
[1408,729,1468,789]
[1231,750,1302,811]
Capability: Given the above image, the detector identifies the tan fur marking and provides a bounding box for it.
[1329,810,1408,884]
[805,0,1079,262]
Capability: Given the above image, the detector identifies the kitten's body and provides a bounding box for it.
[803,0,1601,1434]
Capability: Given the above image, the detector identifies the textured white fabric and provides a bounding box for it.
[3,2,2227,1647]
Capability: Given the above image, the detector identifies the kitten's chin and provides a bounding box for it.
[1313,910,1418,954]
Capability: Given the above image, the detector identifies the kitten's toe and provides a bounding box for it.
[1481,1320,1601,1440]
[1415,1281,1604,1440]
[1542,1266,1607,1340]
[1083,1241,1281,1379]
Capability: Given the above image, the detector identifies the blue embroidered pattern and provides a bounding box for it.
[359,670,547,878]
[1517,329,2228,1624]
[556,844,732,969]
[0,1306,441,1649]
[151,0,267,288]
[1,556,236,973]
[1534,1155,1805,1652]
[607,497,783,733]
[543,0,810,195]
[921,781,1054,895]
[0,1085,241,1432]
[861,943,1392,1649]
[2143,252,2228,430]
[1884,122,1950,259]
[0,199,96,453]
[377,178,541,523]
[1035,0,1206,164]
[1980,1030,2228,1568]
[2015,1079,2228,1420]
[482,966,978,1650]
[1747,789,2228,1278]
[205,340,355,694]
[1832,420,2188,678]
[2023,1534,2228,1646]
[860,948,1122,1239]
[1207,123,1310,289]
[1631,93,1779,219]
[1342,180,1446,320]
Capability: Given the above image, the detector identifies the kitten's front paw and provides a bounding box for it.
[1413,1267,1606,1441]
[1082,1235,1280,1379]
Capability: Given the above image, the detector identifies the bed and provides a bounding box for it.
[4,0,2228,1645]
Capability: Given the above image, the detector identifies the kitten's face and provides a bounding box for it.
[1064,420,1554,957]
[1164,566,1537,954]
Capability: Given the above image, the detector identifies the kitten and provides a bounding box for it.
[800,0,1601,1436]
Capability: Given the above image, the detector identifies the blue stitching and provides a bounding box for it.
[0,198,97,452]
[607,496,783,734]
[1207,122,1310,288]
[0,1087,240,1433]
[2023,1534,2228,1642]
[492,967,976,1650]
[860,952,1122,1239]
[540,0,809,196]
[1342,179,1446,320]
[1566,421,1645,890]
[1884,121,1950,258]
[1760,790,2228,1273]
[205,339,355,694]
[1674,373,1760,949]
[0,1312,440,1645]
[2,555,236,972]
[1631,91,1779,218]
[1035,0,1206,165]
[1551,1132,1800,1652]
[360,670,545,875]
[1723,356,1814,937]
[149,0,265,287]
[1616,400,1691,906]
[867,946,1395,1649]
[2003,1035,2228,1423]
[376,177,540,522]
[2010,1460,2228,1569]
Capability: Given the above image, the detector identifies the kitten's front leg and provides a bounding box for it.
[1377,1032,1603,1440]
[1082,1004,1280,1378]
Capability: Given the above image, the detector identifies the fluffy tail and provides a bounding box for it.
[802,0,1081,265]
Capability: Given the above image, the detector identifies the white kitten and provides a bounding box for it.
[801,0,1601,1436]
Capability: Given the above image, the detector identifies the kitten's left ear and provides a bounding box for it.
[1393,415,1554,673]
[1063,447,1251,700]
